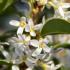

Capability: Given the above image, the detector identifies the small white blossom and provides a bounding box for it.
[9,17,27,35]
[48,0,70,19]
[30,38,51,57]
[12,65,19,70]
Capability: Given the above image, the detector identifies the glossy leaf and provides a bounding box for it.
[41,18,70,37]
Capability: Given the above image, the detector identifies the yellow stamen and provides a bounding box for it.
[39,38,46,48]
[30,26,35,33]
[17,40,26,44]
[20,21,26,27]
[39,42,46,48]
[32,8,39,14]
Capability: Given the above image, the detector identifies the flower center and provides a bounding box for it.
[39,42,46,48]
[20,21,26,27]
[30,26,35,33]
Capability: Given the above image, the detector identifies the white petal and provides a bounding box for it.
[27,57,37,64]
[43,46,51,53]
[18,34,26,41]
[50,64,55,70]
[9,20,20,26]
[17,27,24,35]
[32,48,42,57]
[2,50,10,59]
[47,61,54,65]
[12,65,19,70]
[26,68,32,70]
[30,31,36,37]
[43,38,49,44]
[25,25,30,32]
[58,7,64,18]
[55,64,62,69]
[28,18,34,26]
[36,54,45,59]
[34,24,43,31]
[42,16,46,24]
[65,12,70,18]
[30,40,39,47]
[62,3,70,8]
[25,36,31,42]
[25,57,37,67]
[20,17,26,22]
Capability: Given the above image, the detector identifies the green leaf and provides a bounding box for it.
[2,0,13,11]
[0,0,3,3]
[54,43,70,49]
[41,18,70,37]
[0,0,14,14]
[0,60,12,65]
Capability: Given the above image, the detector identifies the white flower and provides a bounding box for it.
[25,18,36,36]
[25,18,43,37]
[10,17,42,37]
[1,50,11,60]
[17,34,31,45]
[25,56,39,70]
[48,0,70,19]
[9,17,27,35]
[12,65,19,70]
[6,35,31,64]
[25,52,62,70]
[30,38,51,57]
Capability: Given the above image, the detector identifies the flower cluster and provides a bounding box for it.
[0,0,70,70]
[0,17,62,70]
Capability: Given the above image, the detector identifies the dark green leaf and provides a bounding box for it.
[54,43,70,49]
[41,18,70,37]
[2,0,13,11]
[0,0,14,14]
